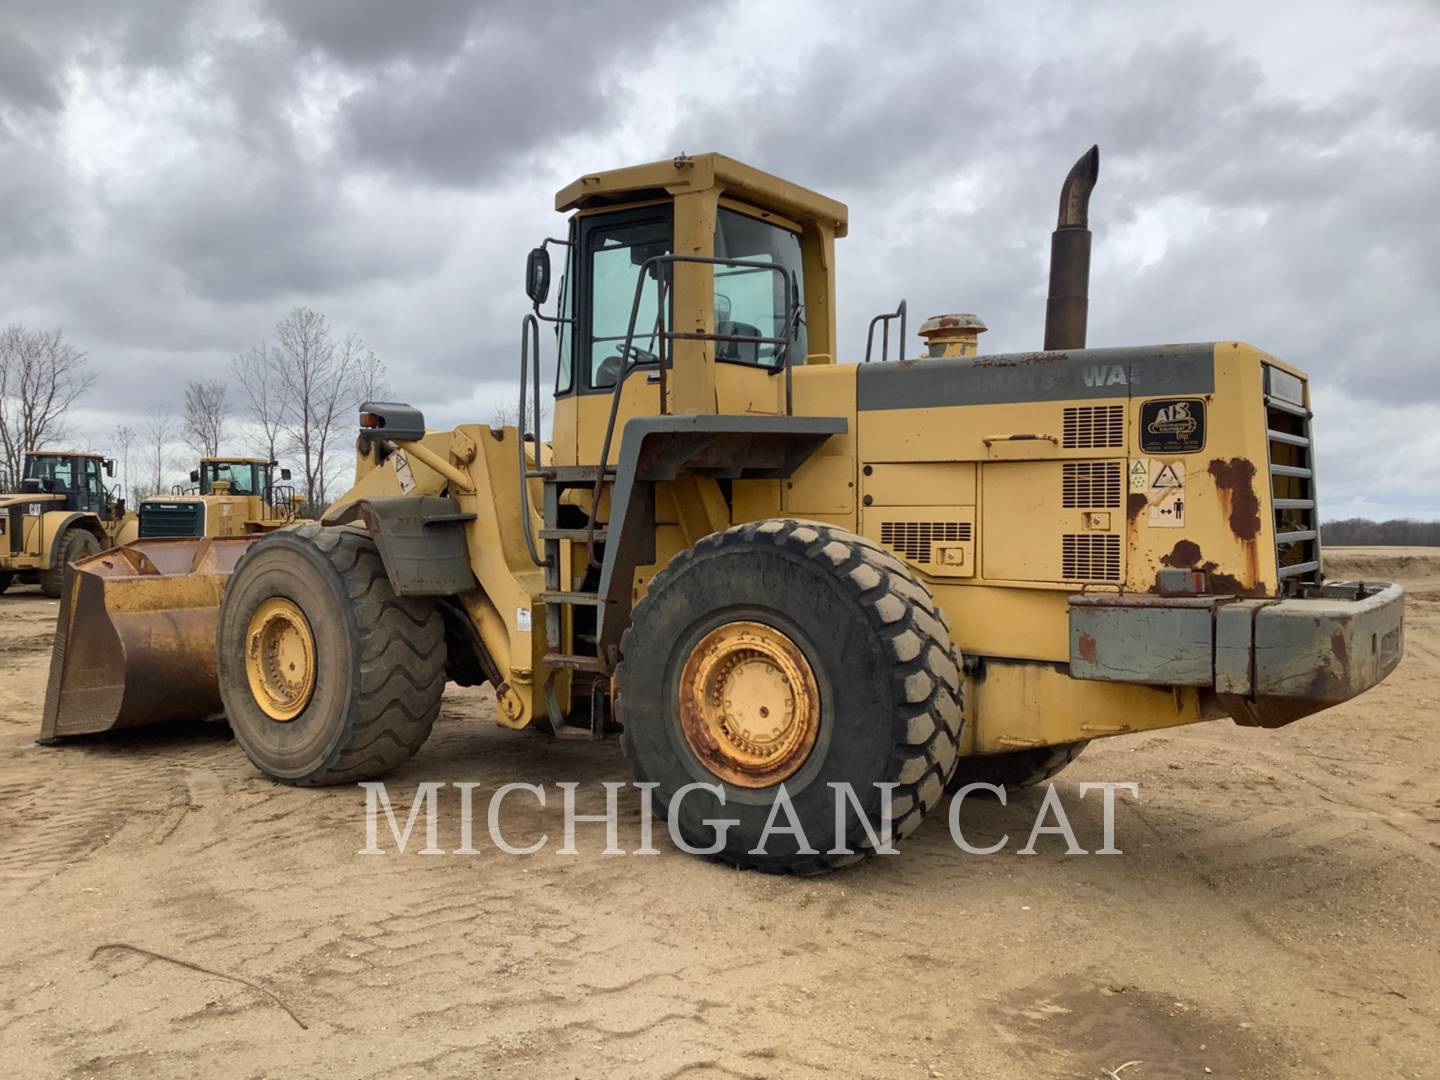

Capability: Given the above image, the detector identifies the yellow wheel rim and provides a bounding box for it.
[244,597,316,721]
[678,620,820,788]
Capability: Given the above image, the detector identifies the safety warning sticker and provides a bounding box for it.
[1147,459,1185,528]
[1129,459,1149,493]
[393,449,416,494]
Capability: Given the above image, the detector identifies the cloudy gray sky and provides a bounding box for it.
[2,0,1437,518]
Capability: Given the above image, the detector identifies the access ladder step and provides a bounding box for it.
[539,590,603,605]
[542,652,609,673]
[539,527,608,542]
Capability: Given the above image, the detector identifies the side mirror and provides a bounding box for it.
[280,468,292,480]
[189,469,200,483]
[104,458,115,477]
[525,247,550,305]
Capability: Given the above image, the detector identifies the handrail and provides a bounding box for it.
[517,312,546,567]
[864,300,907,362]
[586,253,799,567]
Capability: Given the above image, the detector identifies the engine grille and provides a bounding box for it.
[139,501,204,538]
[1062,533,1121,581]
[1062,461,1122,508]
[1062,405,1125,449]
[1264,367,1321,593]
[880,520,972,564]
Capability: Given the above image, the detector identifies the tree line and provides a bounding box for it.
[1321,519,1440,547]
[1,308,386,514]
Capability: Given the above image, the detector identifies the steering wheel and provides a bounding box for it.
[617,342,658,365]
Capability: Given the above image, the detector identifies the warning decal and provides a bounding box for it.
[393,449,416,494]
[1147,459,1185,528]
[1151,462,1184,488]
[1129,460,1149,493]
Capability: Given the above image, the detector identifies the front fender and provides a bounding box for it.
[324,496,476,596]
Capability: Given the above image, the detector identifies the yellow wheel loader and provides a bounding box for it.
[136,456,306,539]
[41,149,1405,872]
[1,451,136,597]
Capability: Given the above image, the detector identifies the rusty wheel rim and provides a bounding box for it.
[678,620,820,788]
[244,597,316,722]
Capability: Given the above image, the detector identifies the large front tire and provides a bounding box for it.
[217,524,445,785]
[617,519,963,874]
[40,529,100,598]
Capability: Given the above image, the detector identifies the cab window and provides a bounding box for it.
[24,456,73,489]
[712,208,806,367]
[554,239,576,395]
[202,462,258,495]
[586,216,671,390]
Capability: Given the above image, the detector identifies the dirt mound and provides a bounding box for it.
[1323,546,1440,583]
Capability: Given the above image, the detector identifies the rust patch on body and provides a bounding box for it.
[1197,561,1265,597]
[1127,493,1148,522]
[1161,540,1202,568]
[1207,457,1262,542]
[1076,631,1097,663]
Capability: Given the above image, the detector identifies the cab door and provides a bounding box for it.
[569,205,673,467]
[80,457,104,515]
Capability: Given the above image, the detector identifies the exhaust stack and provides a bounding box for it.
[1043,145,1100,352]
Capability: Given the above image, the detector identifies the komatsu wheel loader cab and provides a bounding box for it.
[42,150,1405,874]
[0,450,135,597]
[137,456,302,538]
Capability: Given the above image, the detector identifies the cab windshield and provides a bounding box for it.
[23,456,73,488]
[202,461,264,496]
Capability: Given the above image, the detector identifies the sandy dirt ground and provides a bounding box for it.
[0,547,1436,1079]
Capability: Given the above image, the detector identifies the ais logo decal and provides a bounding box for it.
[1140,398,1206,454]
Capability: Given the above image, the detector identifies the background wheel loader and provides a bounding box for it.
[136,456,306,539]
[0,450,136,597]
[41,149,1406,872]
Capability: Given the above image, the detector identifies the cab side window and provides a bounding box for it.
[712,208,807,367]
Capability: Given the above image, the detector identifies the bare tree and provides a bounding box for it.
[136,406,178,501]
[314,333,382,504]
[183,378,227,458]
[230,342,287,464]
[353,338,388,405]
[111,424,137,501]
[0,324,96,488]
[489,395,550,435]
[272,309,381,508]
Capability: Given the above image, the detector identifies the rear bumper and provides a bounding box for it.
[1070,581,1405,727]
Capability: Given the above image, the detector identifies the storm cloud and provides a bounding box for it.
[1,0,1436,517]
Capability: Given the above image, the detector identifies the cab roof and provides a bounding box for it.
[555,152,849,238]
[25,449,104,459]
[201,456,269,465]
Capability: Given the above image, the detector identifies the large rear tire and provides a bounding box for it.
[39,529,101,598]
[945,741,1089,794]
[217,524,445,785]
[616,519,963,874]
[0,571,12,595]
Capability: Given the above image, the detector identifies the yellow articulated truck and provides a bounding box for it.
[41,148,1404,872]
[0,450,136,597]
[137,456,304,539]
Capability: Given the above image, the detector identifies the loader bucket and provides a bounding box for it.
[39,536,259,741]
